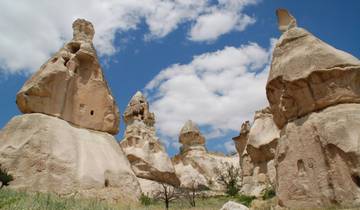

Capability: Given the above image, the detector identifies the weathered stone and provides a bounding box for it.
[179,120,206,154]
[174,120,238,191]
[235,108,279,197]
[120,91,180,186]
[16,19,120,134]
[232,121,250,157]
[276,104,360,208]
[220,201,249,210]
[0,113,140,202]
[266,9,360,129]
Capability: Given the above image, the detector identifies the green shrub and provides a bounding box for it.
[139,193,152,206]
[0,167,13,188]
[234,194,256,207]
[262,186,276,200]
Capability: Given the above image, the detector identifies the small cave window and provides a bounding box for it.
[62,56,70,66]
[104,179,109,187]
[352,174,360,187]
[68,42,81,54]
[90,110,94,116]
[51,57,58,63]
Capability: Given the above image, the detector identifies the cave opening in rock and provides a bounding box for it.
[90,110,94,115]
[352,174,360,187]
[104,179,109,187]
[68,42,81,54]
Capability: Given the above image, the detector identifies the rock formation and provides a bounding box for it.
[120,91,180,186]
[220,201,249,210]
[267,9,360,208]
[233,108,279,196]
[16,19,120,135]
[173,120,238,191]
[0,113,140,201]
[0,19,141,202]
[267,9,360,129]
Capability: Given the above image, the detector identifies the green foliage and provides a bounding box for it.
[139,193,152,206]
[215,164,240,197]
[262,186,276,200]
[233,194,256,207]
[0,167,13,188]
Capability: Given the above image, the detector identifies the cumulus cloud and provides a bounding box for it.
[0,0,258,74]
[145,39,277,143]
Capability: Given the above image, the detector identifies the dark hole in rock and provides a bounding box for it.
[74,68,78,74]
[63,56,70,66]
[104,179,109,187]
[297,159,305,173]
[68,42,81,54]
[352,174,360,187]
[51,57,58,63]
[90,110,94,115]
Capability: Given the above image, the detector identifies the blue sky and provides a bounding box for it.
[0,1,359,156]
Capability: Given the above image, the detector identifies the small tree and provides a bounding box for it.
[0,166,13,188]
[153,183,180,210]
[181,178,209,207]
[215,163,240,196]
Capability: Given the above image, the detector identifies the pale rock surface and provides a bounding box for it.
[137,178,163,197]
[220,201,249,210]
[120,91,180,186]
[0,113,140,201]
[16,19,119,134]
[266,9,360,129]
[233,121,250,157]
[276,104,360,208]
[234,108,279,197]
[174,120,238,191]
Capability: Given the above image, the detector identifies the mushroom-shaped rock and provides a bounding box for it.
[267,9,360,129]
[232,120,250,156]
[174,121,238,191]
[16,19,120,134]
[120,91,180,187]
[179,120,206,154]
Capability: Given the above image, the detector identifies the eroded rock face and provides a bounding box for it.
[276,104,360,208]
[16,19,120,134]
[120,91,180,186]
[233,121,250,157]
[174,120,238,191]
[0,113,140,202]
[235,108,279,197]
[266,10,360,129]
[179,120,206,154]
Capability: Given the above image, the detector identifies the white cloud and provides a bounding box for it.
[0,0,258,74]
[189,0,257,41]
[224,141,236,154]
[145,39,277,143]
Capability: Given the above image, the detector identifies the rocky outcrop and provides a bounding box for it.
[173,120,238,191]
[179,120,206,154]
[276,104,360,208]
[234,108,279,197]
[0,113,140,201]
[268,9,360,208]
[267,9,360,129]
[120,91,180,186]
[16,19,120,134]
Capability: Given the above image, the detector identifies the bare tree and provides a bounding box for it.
[153,183,180,210]
[181,178,209,207]
[215,163,240,196]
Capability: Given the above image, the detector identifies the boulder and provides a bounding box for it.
[120,91,180,186]
[0,113,140,202]
[266,9,360,129]
[220,201,249,210]
[16,19,120,134]
[276,103,360,208]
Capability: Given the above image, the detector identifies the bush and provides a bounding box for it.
[215,164,240,196]
[262,186,276,200]
[234,194,256,207]
[0,167,13,188]
[139,193,152,206]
